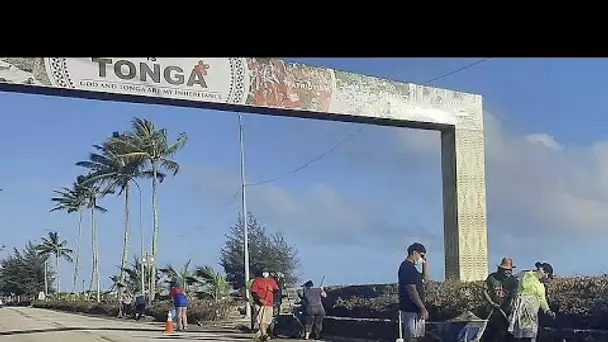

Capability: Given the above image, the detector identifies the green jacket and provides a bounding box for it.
[484,272,517,310]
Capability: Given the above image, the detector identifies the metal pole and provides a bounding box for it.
[238,114,251,319]
[44,259,48,297]
[149,253,155,302]
[142,252,147,298]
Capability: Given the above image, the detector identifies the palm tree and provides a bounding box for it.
[50,181,88,293]
[109,275,121,292]
[109,118,188,299]
[76,132,162,302]
[159,260,195,293]
[36,231,73,293]
[122,256,145,293]
[190,265,230,301]
[77,174,108,302]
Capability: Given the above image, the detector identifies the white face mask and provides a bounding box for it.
[414,257,425,266]
[262,272,269,278]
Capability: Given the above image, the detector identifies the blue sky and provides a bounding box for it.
[2,58,608,290]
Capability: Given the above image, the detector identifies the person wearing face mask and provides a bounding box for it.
[535,261,559,339]
[508,263,556,342]
[482,257,518,342]
[251,269,279,341]
[398,242,428,342]
[535,261,550,293]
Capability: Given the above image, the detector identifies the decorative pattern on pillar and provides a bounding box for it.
[441,95,488,282]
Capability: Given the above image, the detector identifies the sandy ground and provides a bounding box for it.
[0,306,263,342]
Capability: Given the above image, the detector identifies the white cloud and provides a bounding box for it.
[526,133,562,151]
[188,165,440,250]
[186,109,608,279]
[392,111,608,238]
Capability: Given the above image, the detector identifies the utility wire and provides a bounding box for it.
[181,57,491,238]
[424,58,489,83]
[247,127,364,186]
[175,189,241,237]
[247,58,490,187]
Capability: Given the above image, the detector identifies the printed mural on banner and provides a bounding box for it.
[0,57,250,104]
[331,70,462,125]
[246,58,335,112]
[0,58,50,85]
[0,57,471,126]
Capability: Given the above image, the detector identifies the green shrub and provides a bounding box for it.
[32,276,608,330]
[325,276,608,330]
[324,280,485,321]
[32,298,236,323]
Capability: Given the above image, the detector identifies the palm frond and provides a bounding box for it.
[165,132,188,156]
[140,170,166,183]
[161,159,180,176]
[94,205,108,213]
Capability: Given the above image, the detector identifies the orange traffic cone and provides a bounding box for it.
[164,310,175,334]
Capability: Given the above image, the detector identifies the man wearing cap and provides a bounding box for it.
[535,262,558,339]
[398,242,429,342]
[535,261,551,293]
[482,257,518,342]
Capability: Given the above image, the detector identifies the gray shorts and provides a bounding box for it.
[400,311,425,339]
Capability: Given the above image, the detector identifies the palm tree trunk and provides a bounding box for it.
[56,255,60,293]
[89,204,100,302]
[93,202,100,302]
[119,183,131,304]
[150,161,159,301]
[89,206,95,295]
[72,210,83,294]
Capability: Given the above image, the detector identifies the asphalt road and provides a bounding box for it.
[0,307,255,342]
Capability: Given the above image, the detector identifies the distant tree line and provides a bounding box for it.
[0,117,301,301]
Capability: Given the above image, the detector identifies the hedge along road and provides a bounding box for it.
[0,307,256,342]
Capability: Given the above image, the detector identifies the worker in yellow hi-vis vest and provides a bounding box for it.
[508,263,556,341]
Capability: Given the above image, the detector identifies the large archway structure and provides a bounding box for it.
[0,57,488,281]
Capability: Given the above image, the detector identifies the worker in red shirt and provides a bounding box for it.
[251,270,279,341]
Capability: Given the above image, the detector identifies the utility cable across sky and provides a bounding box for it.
[180,58,490,238]
[248,58,491,187]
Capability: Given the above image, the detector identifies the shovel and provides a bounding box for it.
[396,310,404,342]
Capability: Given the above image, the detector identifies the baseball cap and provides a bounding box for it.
[407,242,426,256]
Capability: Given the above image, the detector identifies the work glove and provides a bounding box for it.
[545,310,556,320]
